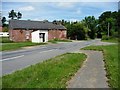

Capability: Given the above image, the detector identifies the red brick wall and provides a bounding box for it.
[0,27,2,32]
[9,30,33,42]
[9,29,67,42]
[48,29,66,40]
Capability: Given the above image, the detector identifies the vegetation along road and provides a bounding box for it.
[1,39,117,88]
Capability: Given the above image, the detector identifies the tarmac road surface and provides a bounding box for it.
[1,39,102,76]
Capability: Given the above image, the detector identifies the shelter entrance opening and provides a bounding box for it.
[39,33,45,42]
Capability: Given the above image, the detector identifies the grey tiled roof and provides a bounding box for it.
[9,20,66,30]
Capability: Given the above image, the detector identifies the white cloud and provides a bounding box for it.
[18,6,35,11]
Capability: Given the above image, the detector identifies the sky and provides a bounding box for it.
[2,1,118,22]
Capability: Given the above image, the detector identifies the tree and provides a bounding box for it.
[2,27,8,32]
[106,17,116,36]
[99,11,111,23]
[74,23,86,40]
[96,24,102,38]
[82,16,98,39]
[17,12,22,20]
[8,10,17,19]
[66,22,87,40]
[8,10,23,20]
[61,19,65,25]
[98,11,118,37]
[2,17,7,27]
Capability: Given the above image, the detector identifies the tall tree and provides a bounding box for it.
[61,19,65,25]
[99,11,112,23]
[66,22,87,40]
[17,12,22,20]
[2,17,6,27]
[98,11,118,37]
[8,10,17,19]
[82,16,98,39]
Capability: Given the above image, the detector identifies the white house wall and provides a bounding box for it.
[31,30,48,43]
[31,30,39,43]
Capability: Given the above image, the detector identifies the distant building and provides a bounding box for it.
[9,20,67,43]
[0,20,9,37]
[0,32,9,37]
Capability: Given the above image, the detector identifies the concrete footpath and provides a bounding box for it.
[67,50,109,88]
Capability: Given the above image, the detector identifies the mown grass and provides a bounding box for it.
[0,77,1,90]
[101,37,118,43]
[2,53,86,88]
[1,42,47,51]
[0,37,47,51]
[48,38,72,44]
[82,45,118,88]
[0,37,13,43]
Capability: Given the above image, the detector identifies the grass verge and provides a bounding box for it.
[101,37,118,43]
[0,37,13,43]
[1,42,47,51]
[2,53,86,88]
[48,38,72,44]
[81,45,118,88]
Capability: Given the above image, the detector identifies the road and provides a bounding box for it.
[1,40,100,76]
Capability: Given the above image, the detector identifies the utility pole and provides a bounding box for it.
[108,22,110,38]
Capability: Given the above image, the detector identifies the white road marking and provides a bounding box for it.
[0,55,24,62]
[1,49,55,62]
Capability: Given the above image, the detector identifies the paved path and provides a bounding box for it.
[67,50,109,88]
